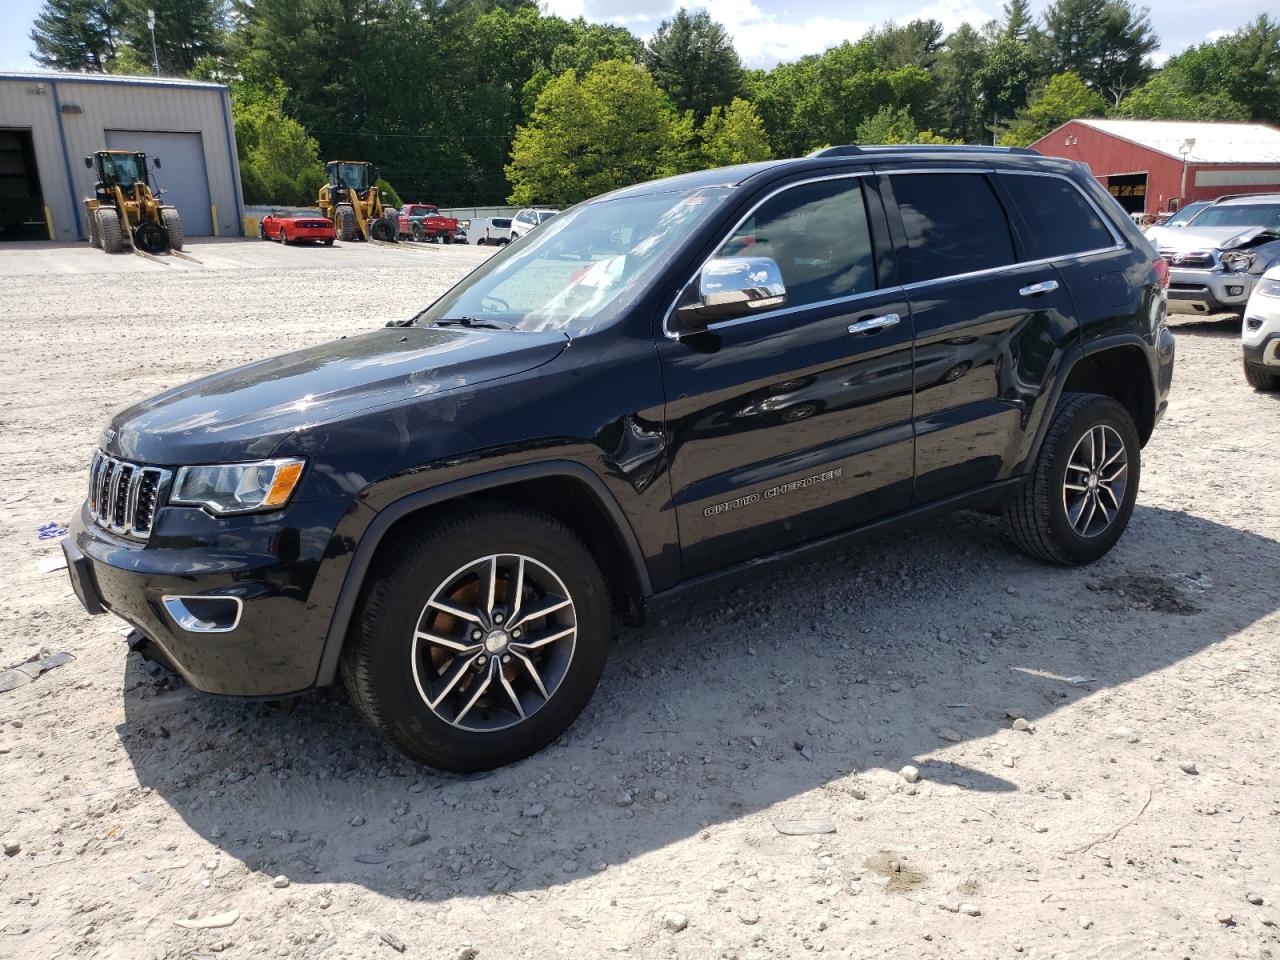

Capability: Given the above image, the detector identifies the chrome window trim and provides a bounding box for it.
[663,171,875,340]
[662,167,1131,339]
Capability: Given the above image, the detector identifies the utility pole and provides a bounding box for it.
[1178,138,1196,208]
[148,8,160,77]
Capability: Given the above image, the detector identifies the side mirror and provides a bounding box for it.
[84,156,93,168]
[673,256,787,334]
[153,157,162,169]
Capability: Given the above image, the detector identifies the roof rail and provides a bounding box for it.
[807,144,1041,158]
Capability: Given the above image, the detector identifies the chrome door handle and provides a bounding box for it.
[847,313,900,335]
[1019,280,1059,297]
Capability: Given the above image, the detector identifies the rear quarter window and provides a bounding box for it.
[999,173,1118,259]
[889,173,1017,283]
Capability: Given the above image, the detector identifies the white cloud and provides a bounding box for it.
[1204,28,1231,41]
[541,0,678,24]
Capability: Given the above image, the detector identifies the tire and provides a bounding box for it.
[97,208,123,253]
[411,223,424,243]
[323,238,334,247]
[336,205,358,242]
[279,227,289,245]
[369,217,395,243]
[87,210,101,248]
[1243,360,1280,391]
[161,208,183,251]
[259,221,268,240]
[340,504,611,771]
[1004,392,1140,565]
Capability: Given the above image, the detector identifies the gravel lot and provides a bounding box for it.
[1,240,1277,960]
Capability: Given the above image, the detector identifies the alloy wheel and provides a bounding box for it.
[410,554,577,732]
[1063,424,1128,538]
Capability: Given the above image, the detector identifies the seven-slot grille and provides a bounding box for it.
[87,451,171,540]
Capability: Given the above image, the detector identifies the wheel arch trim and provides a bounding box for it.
[313,460,652,687]
[1022,332,1159,471]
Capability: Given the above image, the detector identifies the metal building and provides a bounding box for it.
[0,71,243,242]
[1031,119,1280,218]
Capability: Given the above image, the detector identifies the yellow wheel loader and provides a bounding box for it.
[318,161,398,242]
[82,151,182,255]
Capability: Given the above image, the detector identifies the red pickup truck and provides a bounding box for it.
[398,204,460,243]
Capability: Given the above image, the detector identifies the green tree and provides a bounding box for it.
[1149,16,1280,124]
[867,19,945,70]
[643,8,743,121]
[108,45,151,74]
[119,0,227,74]
[747,40,935,156]
[1037,0,1158,103]
[506,60,687,205]
[856,105,958,144]
[232,80,324,205]
[1113,71,1249,121]
[30,0,124,71]
[935,24,989,142]
[997,70,1105,145]
[1000,0,1033,41]
[700,98,773,166]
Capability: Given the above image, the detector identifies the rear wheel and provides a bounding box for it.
[97,209,123,253]
[323,238,334,247]
[1004,393,1140,565]
[279,227,289,245]
[370,217,396,242]
[341,505,610,771]
[161,208,183,251]
[1244,360,1280,391]
[336,204,358,242]
[259,221,268,240]
[411,223,424,243]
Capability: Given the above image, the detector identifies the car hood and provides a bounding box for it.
[1147,224,1268,253]
[105,326,568,465]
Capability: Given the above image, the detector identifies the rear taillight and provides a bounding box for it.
[1153,258,1170,289]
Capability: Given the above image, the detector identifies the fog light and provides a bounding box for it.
[1227,285,1243,296]
[162,595,243,633]
[1246,317,1263,330]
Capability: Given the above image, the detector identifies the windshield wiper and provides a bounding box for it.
[432,317,513,330]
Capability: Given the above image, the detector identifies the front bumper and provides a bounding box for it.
[1243,332,1280,368]
[1167,268,1255,315]
[64,497,355,696]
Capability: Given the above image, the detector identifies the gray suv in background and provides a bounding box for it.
[1146,194,1280,316]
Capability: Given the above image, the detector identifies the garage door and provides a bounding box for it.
[105,130,213,236]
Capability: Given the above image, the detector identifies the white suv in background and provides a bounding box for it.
[1243,264,1280,391]
[509,208,559,241]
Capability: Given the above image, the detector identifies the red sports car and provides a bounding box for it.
[259,209,336,245]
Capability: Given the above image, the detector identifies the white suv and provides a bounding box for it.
[1243,264,1280,390]
[509,208,559,241]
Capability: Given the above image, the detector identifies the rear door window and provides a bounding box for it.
[715,177,877,309]
[888,173,1017,283]
[999,173,1117,259]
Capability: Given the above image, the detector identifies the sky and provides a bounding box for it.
[0,0,1273,73]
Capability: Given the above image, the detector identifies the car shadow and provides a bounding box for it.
[116,502,1280,902]
[1167,314,1240,338]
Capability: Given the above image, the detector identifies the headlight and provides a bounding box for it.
[171,458,306,515]
[1222,251,1255,273]
[1256,278,1280,298]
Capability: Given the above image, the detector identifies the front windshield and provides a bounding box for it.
[102,154,145,186]
[333,163,370,191]
[417,187,731,335]
[1190,203,1280,231]
[1165,202,1207,226]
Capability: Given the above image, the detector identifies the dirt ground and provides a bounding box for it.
[1,240,1277,960]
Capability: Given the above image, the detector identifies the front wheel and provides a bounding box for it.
[1244,360,1280,391]
[341,505,610,771]
[1004,393,1140,565]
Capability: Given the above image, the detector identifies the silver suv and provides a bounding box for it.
[1146,194,1280,316]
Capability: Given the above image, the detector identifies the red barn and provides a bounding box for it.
[1030,119,1280,217]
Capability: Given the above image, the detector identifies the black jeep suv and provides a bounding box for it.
[65,146,1175,770]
